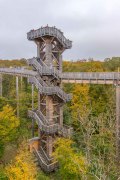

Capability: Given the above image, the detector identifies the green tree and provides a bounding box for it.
[53,138,87,180]
[0,105,19,157]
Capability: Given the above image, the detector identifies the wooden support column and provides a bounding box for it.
[37,42,40,58]
[46,96,54,157]
[16,76,19,118]
[32,84,34,110]
[32,84,34,137]
[116,85,120,166]
[0,74,2,97]
[46,96,54,124]
[60,105,63,126]
[45,39,52,66]
[46,136,53,157]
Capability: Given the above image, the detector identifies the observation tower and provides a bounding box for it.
[27,26,73,172]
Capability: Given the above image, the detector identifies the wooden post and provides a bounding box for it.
[32,84,34,137]
[20,76,23,91]
[32,84,34,110]
[0,74,2,97]
[37,42,40,58]
[116,85,120,166]
[16,76,19,118]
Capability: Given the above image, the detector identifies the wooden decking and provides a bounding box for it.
[0,68,120,85]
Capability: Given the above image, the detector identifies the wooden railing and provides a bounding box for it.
[29,76,72,102]
[40,147,54,163]
[28,110,73,137]
[0,68,37,77]
[62,72,120,80]
[33,147,58,172]
[28,110,59,134]
[27,26,72,49]
[27,57,61,79]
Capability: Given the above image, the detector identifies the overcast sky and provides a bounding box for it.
[0,0,120,60]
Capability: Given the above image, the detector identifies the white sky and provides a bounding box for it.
[0,0,120,60]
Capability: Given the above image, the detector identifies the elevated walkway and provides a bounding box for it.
[0,68,120,85]
[0,67,37,77]
[62,72,120,85]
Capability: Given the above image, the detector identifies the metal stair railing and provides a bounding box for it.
[33,147,58,172]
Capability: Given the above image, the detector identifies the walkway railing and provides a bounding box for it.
[62,72,120,80]
[0,67,37,77]
[27,27,72,49]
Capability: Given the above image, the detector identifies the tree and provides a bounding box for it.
[0,105,19,157]
[70,84,90,124]
[53,138,87,180]
[5,142,37,180]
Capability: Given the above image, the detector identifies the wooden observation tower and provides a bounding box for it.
[0,25,119,171]
[27,26,73,172]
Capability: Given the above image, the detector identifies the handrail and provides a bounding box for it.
[33,147,58,172]
[28,110,72,137]
[29,76,72,102]
[27,58,61,79]
[62,72,120,80]
[0,67,37,77]
[27,26,72,49]
[28,110,59,134]
[36,110,48,125]
[40,147,54,162]
[27,58,42,74]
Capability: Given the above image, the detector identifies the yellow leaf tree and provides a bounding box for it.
[0,105,20,157]
[70,84,90,125]
[5,142,37,180]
